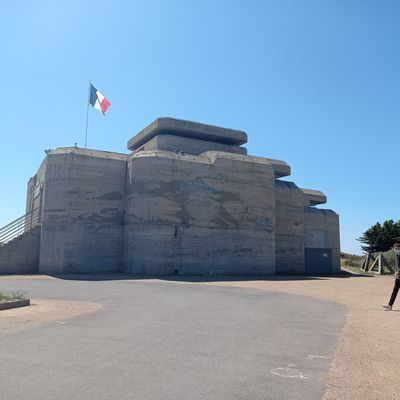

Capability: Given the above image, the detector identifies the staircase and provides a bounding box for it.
[0,209,41,274]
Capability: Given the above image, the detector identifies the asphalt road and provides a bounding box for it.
[0,277,345,400]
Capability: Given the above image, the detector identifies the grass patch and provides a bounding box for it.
[341,265,375,276]
[0,290,27,303]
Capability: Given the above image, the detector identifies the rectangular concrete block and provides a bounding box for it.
[123,151,276,275]
[304,207,340,272]
[302,188,327,206]
[133,134,247,156]
[38,151,126,274]
[0,299,30,311]
[274,180,305,273]
[128,117,248,150]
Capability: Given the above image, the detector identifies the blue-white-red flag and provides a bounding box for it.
[89,83,111,115]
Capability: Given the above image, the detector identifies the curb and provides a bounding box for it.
[0,299,30,311]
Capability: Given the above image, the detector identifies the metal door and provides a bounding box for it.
[305,248,332,274]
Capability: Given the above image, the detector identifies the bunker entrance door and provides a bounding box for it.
[305,248,332,274]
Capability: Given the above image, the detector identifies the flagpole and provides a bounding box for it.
[84,80,91,148]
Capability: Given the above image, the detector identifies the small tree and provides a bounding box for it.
[358,219,400,253]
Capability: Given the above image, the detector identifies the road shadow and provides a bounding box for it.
[45,269,374,282]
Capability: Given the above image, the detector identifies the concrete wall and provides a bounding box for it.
[304,207,340,272]
[123,150,276,275]
[25,158,47,224]
[274,180,305,273]
[0,227,40,274]
[134,134,247,156]
[38,150,127,274]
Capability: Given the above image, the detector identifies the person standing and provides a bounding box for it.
[382,243,400,311]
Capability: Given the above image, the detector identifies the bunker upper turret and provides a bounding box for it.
[128,117,248,149]
[127,117,248,156]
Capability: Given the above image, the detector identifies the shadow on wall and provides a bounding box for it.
[45,270,373,282]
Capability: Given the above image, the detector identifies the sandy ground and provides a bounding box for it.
[0,298,100,332]
[198,273,400,400]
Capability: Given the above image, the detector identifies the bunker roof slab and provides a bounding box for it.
[301,188,327,206]
[49,147,129,161]
[127,117,248,151]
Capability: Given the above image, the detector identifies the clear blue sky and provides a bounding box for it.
[1,0,399,254]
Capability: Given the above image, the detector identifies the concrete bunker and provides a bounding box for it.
[0,117,340,275]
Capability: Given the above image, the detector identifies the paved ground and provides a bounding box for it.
[0,276,345,400]
[203,273,400,400]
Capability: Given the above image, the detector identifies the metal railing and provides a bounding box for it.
[0,208,41,246]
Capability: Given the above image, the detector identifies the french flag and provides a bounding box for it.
[89,83,111,115]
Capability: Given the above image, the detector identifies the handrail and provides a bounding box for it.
[0,208,41,246]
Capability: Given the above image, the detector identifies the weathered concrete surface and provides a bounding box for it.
[261,157,291,178]
[0,227,40,274]
[302,188,327,206]
[304,208,341,272]
[25,156,47,228]
[123,150,276,275]
[275,181,305,273]
[128,117,248,150]
[38,150,128,274]
[0,298,30,311]
[134,134,248,155]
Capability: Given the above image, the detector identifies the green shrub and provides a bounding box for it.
[358,219,400,253]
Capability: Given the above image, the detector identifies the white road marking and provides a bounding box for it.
[270,365,309,380]
[306,355,328,360]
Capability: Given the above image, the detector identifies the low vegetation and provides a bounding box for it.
[341,250,397,275]
[0,290,26,303]
[341,252,364,268]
